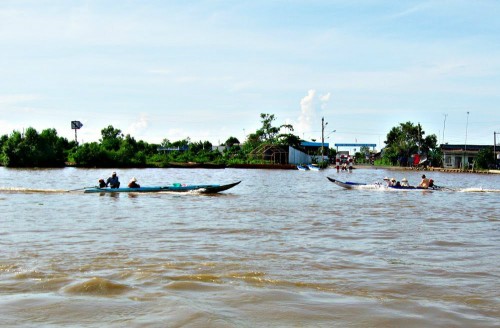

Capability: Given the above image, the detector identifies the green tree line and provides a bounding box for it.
[0,115,496,169]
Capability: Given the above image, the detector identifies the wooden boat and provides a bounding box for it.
[327,177,445,191]
[83,181,241,194]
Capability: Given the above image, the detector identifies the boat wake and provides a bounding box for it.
[355,185,385,190]
[457,187,500,193]
[0,187,69,194]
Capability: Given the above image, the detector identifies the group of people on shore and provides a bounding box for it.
[98,172,140,189]
[383,174,434,189]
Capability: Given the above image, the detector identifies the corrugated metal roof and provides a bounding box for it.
[440,144,492,151]
[301,141,329,147]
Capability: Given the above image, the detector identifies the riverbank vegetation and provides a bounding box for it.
[0,114,496,169]
[0,114,305,168]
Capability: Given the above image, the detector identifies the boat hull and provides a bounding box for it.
[327,177,371,189]
[308,164,321,171]
[84,181,241,194]
[388,185,443,191]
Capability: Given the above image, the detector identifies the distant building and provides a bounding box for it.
[157,145,189,153]
[300,141,329,162]
[441,144,492,169]
[212,145,227,152]
[246,142,324,165]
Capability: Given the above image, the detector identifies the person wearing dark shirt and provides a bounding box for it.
[106,172,120,188]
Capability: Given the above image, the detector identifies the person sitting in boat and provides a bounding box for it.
[383,177,391,186]
[418,174,430,189]
[390,178,397,186]
[401,178,410,187]
[428,179,434,188]
[98,178,106,188]
[128,177,140,188]
[106,172,120,188]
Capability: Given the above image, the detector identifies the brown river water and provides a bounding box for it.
[0,167,499,327]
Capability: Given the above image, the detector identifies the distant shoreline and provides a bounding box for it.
[354,164,500,174]
[4,163,500,174]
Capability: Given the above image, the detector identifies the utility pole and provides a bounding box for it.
[495,132,499,168]
[442,114,447,144]
[321,117,328,164]
[418,122,421,154]
[464,111,470,169]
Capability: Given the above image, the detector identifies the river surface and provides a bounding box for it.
[0,167,499,327]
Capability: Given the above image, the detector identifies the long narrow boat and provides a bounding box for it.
[327,177,445,191]
[83,181,241,194]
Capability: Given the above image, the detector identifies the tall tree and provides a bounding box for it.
[384,122,437,166]
[2,127,69,167]
[100,125,123,151]
[254,113,300,146]
[256,113,280,142]
[224,137,240,147]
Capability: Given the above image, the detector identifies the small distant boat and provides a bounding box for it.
[83,181,241,194]
[307,164,321,171]
[297,165,309,171]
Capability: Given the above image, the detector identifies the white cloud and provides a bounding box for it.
[297,89,316,136]
[126,114,149,137]
[0,119,17,135]
[294,90,331,139]
[0,94,40,105]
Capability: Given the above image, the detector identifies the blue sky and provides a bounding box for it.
[1,0,499,149]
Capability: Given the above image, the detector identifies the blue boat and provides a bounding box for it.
[307,164,321,171]
[83,181,241,194]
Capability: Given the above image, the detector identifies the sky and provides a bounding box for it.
[1,0,500,150]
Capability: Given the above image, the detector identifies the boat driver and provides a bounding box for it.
[106,172,120,188]
[418,174,430,189]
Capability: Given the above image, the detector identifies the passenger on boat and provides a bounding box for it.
[383,177,390,186]
[418,174,430,189]
[106,172,120,188]
[128,177,140,188]
[98,179,106,188]
[390,178,397,186]
[428,179,434,188]
[401,178,409,187]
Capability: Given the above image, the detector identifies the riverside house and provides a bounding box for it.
[441,144,493,169]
